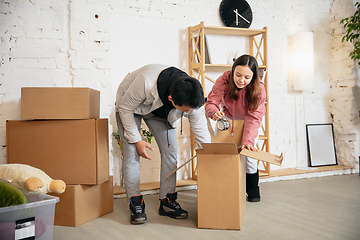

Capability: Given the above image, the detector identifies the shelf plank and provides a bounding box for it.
[203,25,265,36]
[197,64,266,72]
[205,64,231,72]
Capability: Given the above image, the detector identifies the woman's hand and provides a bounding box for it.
[241,144,258,152]
[135,140,154,160]
[211,111,225,121]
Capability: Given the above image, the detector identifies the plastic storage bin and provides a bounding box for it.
[0,194,59,240]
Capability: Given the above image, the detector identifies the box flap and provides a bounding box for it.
[197,143,238,155]
[240,148,283,166]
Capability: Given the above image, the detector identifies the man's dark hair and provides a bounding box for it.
[169,76,204,108]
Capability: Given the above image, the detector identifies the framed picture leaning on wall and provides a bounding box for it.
[306,123,338,167]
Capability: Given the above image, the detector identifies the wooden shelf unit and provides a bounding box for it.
[188,21,270,179]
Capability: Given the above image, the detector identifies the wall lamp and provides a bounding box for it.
[292,32,314,91]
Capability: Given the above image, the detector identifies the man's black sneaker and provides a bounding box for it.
[129,195,147,225]
[159,192,188,219]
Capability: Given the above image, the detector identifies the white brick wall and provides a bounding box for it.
[0,0,358,186]
[329,0,359,168]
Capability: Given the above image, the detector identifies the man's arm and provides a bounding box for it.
[118,75,147,143]
[118,75,154,159]
[188,106,211,149]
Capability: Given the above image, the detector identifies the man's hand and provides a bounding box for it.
[212,111,225,121]
[135,140,154,160]
[241,144,258,152]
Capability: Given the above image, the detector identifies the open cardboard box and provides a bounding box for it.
[196,120,283,230]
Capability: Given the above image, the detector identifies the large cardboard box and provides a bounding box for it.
[6,119,109,185]
[197,120,282,230]
[197,143,247,230]
[21,87,100,120]
[50,177,113,227]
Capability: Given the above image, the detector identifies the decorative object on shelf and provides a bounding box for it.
[340,2,360,67]
[219,0,253,28]
[306,124,338,167]
[259,68,267,82]
[231,51,238,63]
[195,35,211,64]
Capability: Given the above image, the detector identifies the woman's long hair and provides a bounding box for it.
[227,54,261,112]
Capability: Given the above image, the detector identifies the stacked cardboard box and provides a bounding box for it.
[6,87,113,227]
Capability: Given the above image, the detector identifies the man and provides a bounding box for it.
[115,64,211,224]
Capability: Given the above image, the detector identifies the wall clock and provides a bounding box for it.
[219,0,253,28]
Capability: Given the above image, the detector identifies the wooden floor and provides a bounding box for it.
[113,165,353,195]
[55,174,360,240]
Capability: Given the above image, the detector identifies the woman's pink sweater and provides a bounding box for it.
[205,71,266,146]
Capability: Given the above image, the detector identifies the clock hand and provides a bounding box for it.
[233,9,250,24]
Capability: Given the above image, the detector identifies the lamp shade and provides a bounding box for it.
[293,32,314,91]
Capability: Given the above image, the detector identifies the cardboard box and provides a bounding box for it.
[197,143,246,230]
[21,87,100,120]
[197,120,283,230]
[6,119,109,185]
[50,177,113,227]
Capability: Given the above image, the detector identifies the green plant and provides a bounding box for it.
[140,129,153,144]
[112,131,120,143]
[112,128,153,145]
[340,2,360,67]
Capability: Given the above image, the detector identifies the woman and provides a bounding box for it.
[205,54,266,202]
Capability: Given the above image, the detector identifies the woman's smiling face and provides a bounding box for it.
[233,65,253,89]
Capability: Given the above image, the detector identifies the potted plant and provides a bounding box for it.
[340,2,360,67]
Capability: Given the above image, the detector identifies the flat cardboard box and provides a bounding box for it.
[50,176,113,227]
[21,87,100,120]
[197,120,283,230]
[6,119,109,185]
